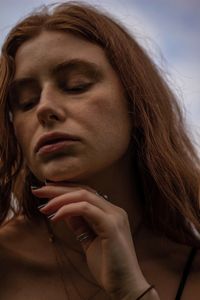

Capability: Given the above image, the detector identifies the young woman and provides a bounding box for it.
[0,3,199,300]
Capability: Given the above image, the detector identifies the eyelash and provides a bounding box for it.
[62,82,92,93]
[19,97,39,111]
[15,82,93,112]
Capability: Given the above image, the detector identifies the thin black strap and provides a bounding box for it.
[175,247,197,300]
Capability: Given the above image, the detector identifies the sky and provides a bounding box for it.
[0,0,200,153]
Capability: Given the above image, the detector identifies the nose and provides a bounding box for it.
[36,83,66,127]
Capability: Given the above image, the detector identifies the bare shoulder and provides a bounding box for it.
[0,215,43,257]
[0,215,32,278]
[0,215,26,243]
[0,215,33,242]
[181,247,200,300]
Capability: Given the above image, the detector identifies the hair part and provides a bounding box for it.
[0,2,200,246]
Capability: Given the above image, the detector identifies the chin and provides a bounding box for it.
[40,167,89,183]
[32,157,104,184]
[32,157,85,182]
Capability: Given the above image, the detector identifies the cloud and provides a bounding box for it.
[0,0,199,150]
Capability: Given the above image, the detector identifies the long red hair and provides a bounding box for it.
[0,2,199,246]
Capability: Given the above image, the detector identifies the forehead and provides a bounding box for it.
[14,30,110,80]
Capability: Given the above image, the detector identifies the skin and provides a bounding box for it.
[12,29,143,250]
[12,31,133,183]
[11,30,149,299]
[3,30,199,300]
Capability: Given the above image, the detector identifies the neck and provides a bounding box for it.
[48,153,143,248]
[81,153,143,236]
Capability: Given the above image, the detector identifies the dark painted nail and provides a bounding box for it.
[47,213,56,219]
[31,185,39,190]
[38,204,46,209]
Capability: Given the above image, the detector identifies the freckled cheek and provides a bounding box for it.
[90,91,130,127]
[87,91,116,116]
[83,98,132,151]
[82,101,113,135]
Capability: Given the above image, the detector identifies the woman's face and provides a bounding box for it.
[10,31,133,182]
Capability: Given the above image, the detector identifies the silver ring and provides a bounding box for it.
[76,231,91,242]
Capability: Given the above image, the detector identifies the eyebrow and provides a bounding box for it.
[10,59,104,90]
[52,59,104,83]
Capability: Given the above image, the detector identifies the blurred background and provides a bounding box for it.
[0,0,199,153]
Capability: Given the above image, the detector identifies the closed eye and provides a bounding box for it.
[59,82,93,94]
[67,83,92,93]
[8,80,40,112]
[18,97,39,111]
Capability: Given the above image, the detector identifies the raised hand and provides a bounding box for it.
[32,184,150,299]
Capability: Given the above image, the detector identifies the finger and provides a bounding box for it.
[39,189,115,214]
[49,201,115,238]
[32,184,106,201]
[67,215,95,237]
[32,185,83,199]
[66,216,96,251]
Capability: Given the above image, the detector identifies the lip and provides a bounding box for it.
[34,132,80,154]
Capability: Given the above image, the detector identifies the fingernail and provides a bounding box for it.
[37,204,46,209]
[47,213,56,219]
[31,185,39,190]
